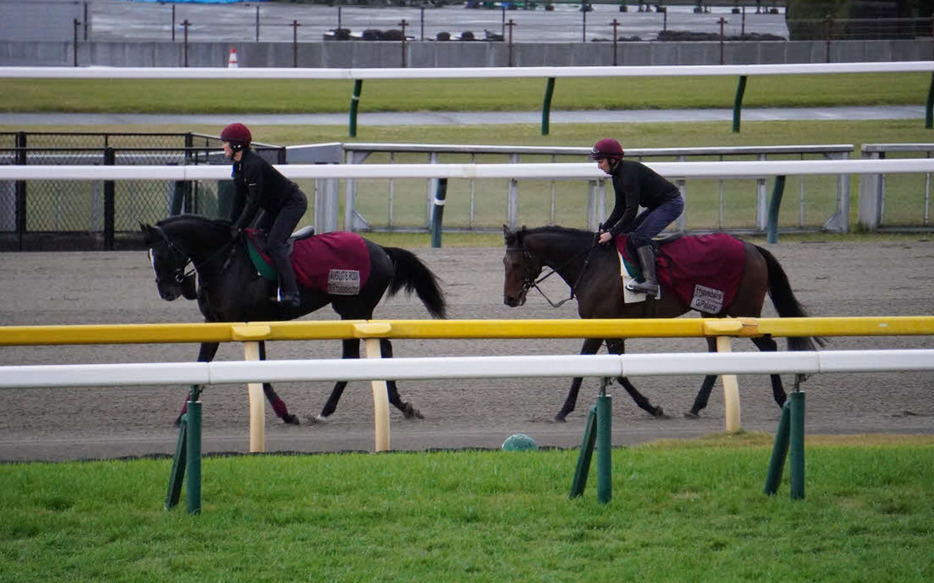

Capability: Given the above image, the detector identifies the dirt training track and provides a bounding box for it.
[1,239,932,462]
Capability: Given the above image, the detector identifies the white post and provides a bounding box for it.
[243,341,265,452]
[716,336,741,432]
[756,154,768,230]
[365,337,391,452]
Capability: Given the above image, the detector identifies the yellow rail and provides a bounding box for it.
[1,316,933,346]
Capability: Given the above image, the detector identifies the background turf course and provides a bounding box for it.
[1,434,932,582]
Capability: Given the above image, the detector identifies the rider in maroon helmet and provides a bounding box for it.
[589,138,684,298]
[221,122,308,309]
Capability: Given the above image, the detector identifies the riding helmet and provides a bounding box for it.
[220,123,252,152]
[589,138,624,161]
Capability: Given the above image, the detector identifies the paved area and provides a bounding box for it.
[89,2,789,44]
[0,106,923,127]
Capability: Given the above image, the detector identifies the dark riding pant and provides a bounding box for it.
[626,194,684,253]
[259,195,308,297]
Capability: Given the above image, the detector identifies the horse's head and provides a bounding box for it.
[502,225,543,307]
[140,222,198,302]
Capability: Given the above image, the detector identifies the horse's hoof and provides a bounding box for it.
[554,413,568,423]
[684,411,700,419]
[653,407,669,419]
[173,415,182,428]
[402,403,424,419]
[306,414,328,424]
[282,414,301,425]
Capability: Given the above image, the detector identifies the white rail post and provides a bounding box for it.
[243,341,266,453]
[716,336,742,432]
[355,322,392,452]
[704,319,744,432]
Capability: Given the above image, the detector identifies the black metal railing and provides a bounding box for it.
[0,132,284,251]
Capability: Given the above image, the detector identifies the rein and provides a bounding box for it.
[516,235,601,309]
[154,225,239,286]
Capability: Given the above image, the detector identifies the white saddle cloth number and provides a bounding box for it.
[327,269,361,295]
[690,284,725,314]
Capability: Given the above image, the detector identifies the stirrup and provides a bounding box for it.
[626,280,659,297]
[276,288,301,308]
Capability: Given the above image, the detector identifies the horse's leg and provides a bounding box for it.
[606,339,667,418]
[175,341,220,426]
[555,337,604,422]
[752,335,786,408]
[257,341,300,425]
[316,338,360,420]
[378,338,424,420]
[686,338,719,418]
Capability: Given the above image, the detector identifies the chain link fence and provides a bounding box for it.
[0,132,284,251]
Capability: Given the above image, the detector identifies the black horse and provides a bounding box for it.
[503,225,824,422]
[141,214,446,424]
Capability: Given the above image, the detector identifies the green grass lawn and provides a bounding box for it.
[0,73,929,114]
[2,433,932,582]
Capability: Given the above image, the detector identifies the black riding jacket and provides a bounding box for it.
[230,149,305,230]
[603,159,680,237]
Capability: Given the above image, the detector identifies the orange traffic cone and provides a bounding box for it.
[227,47,239,69]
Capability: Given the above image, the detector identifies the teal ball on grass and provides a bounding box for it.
[502,433,538,451]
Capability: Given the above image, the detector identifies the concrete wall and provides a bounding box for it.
[1,38,931,67]
[0,0,86,43]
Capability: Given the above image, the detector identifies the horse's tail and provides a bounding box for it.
[382,246,447,319]
[755,244,826,351]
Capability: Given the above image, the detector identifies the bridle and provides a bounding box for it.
[507,236,600,309]
[149,225,238,288]
[149,230,195,287]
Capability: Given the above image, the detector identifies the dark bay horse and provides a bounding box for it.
[141,214,446,424]
[503,225,824,422]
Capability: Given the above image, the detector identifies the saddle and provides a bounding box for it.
[616,233,746,314]
[245,228,371,296]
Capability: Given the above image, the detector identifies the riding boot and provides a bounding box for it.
[626,245,660,298]
[271,253,301,309]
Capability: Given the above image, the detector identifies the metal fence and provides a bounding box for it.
[334,143,853,235]
[6,136,934,251]
[0,132,284,250]
[859,143,933,231]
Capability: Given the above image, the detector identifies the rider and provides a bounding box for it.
[590,138,684,298]
[221,122,308,309]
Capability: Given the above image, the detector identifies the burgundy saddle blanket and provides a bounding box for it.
[616,233,746,314]
[247,229,371,295]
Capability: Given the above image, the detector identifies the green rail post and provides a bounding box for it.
[349,79,363,138]
[766,175,786,244]
[732,75,748,133]
[541,77,556,136]
[430,178,448,248]
[186,397,202,514]
[164,413,187,510]
[569,405,598,499]
[926,72,933,129]
[595,390,612,505]
[764,402,791,495]
[789,391,806,500]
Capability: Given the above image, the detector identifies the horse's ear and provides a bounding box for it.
[502,224,510,239]
[140,222,153,244]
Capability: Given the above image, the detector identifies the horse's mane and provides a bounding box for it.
[157,214,232,236]
[506,225,594,247]
[524,225,591,237]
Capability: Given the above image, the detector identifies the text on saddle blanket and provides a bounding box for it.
[615,233,745,313]
[246,229,371,296]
